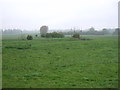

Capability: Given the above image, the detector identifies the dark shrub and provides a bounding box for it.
[41,34,46,37]
[72,33,80,38]
[27,35,33,40]
[35,34,38,37]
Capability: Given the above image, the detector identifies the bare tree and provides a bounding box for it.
[40,25,48,35]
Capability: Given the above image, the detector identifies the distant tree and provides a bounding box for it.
[113,28,120,35]
[40,25,48,35]
[102,28,109,35]
[2,29,22,35]
[86,27,95,35]
[89,27,95,31]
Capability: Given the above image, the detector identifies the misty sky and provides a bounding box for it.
[0,0,119,30]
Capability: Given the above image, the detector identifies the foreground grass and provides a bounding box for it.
[2,36,118,88]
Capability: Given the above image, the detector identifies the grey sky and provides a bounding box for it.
[0,0,119,30]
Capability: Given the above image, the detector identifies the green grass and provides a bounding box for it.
[0,38,2,89]
[2,35,118,88]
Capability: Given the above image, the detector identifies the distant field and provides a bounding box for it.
[2,34,30,40]
[2,34,117,40]
[2,35,118,88]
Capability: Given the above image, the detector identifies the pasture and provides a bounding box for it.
[2,35,118,88]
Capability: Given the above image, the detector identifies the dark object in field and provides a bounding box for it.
[66,47,70,49]
[48,52,51,54]
[5,44,31,50]
[5,46,29,49]
[17,47,29,49]
[5,46,16,49]
[72,84,76,86]
[80,38,92,40]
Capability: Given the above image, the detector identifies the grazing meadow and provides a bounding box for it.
[2,35,118,88]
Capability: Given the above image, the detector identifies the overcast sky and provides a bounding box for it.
[0,0,119,30]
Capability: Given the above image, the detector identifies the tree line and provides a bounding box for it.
[1,27,120,36]
[60,27,120,36]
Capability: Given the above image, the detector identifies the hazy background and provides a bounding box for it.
[0,0,119,30]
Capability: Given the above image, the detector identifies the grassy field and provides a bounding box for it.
[0,52,1,89]
[2,35,118,88]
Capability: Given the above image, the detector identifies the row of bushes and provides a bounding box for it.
[41,32,64,38]
[25,33,80,40]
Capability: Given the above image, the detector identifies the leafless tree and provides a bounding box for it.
[40,25,48,35]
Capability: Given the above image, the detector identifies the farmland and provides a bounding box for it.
[2,35,118,88]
